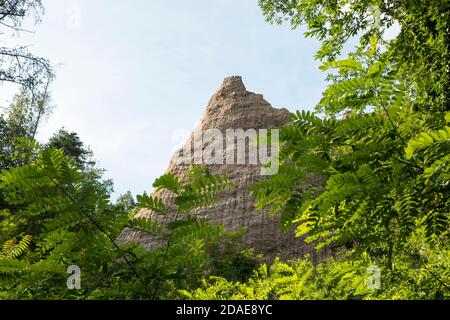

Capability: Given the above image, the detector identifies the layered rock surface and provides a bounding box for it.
[118,76,328,261]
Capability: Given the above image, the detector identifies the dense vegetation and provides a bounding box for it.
[1,0,449,299]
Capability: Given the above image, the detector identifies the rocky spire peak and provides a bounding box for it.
[118,76,327,261]
[214,75,247,96]
[203,76,289,131]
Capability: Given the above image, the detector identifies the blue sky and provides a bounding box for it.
[1,0,329,199]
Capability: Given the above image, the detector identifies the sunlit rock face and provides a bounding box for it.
[118,76,329,261]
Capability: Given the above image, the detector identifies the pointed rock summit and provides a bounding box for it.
[200,76,290,131]
[215,75,247,95]
[119,76,327,261]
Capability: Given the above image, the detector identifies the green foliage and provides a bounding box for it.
[153,172,182,193]
[136,192,167,214]
[184,240,450,300]
[129,165,236,299]
[0,143,131,298]
[0,142,253,299]
[253,87,449,260]
[405,123,450,160]
[259,0,449,112]
[128,217,162,236]
[0,0,53,96]
[2,0,449,301]
[0,91,49,171]
[115,190,136,211]
[246,0,450,299]
[1,235,32,259]
[182,255,372,300]
[46,128,95,168]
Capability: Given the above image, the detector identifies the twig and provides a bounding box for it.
[151,212,180,300]
[48,176,140,279]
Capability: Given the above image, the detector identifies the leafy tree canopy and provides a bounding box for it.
[259,0,449,112]
[47,128,95,169]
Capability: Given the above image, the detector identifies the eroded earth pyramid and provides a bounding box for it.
[118,76,327,261]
